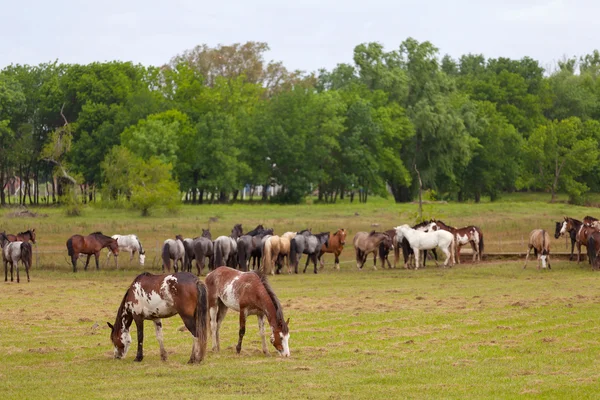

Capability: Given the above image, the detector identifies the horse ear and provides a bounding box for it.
[285,318,290,326]
[107,322,114,331]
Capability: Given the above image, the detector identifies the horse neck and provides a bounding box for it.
[114,291,133,333]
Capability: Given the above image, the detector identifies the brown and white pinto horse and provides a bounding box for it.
[6,229,36,244]
[317,228,347,270]
[576,224,599,264]
[429,220,484,263]
[205,266,290,357]
[524,229,551,269]
[107,272,208,363]
[66,232,119,272]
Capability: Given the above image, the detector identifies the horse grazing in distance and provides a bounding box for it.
[395,225,455,269]
[237,225,265,271]
[205,266,290,357]
[67,232,119,272]
[107,272,209,363]
[162,235,185,273]
[191,229,214,275]
[262,235,281,275]
[524,229,551,270]
[107,234,145,267]
[317,228,347,270]
[587,231,600,270]
[352,231,393,270]
[576,224,599,264]
[1,232,33,282]
[290,231,330,274]
[6,229,36,244]
[428,220,484,263]
[555,217,583,261]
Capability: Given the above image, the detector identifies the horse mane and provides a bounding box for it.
[412,220,432,229]
[584,216,598,221]
[90,231,113,240]
[433,220,455,229]
[90,231,104,235]
[18,229,32,236]
[252,271,288,334]
[113,287,131,331]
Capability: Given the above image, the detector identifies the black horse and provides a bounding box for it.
[555,217,582,261]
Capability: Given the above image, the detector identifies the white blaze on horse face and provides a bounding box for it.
[139,253,146,265]
[115,328,131,359]
[540,255,547,269]
[280,332,290,357]
[559,222,567,237]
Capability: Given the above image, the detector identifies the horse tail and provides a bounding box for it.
[290,238,298,268]
[263,238,273,275]
[21,242,32,266]
[161,243,171,272]
[195,279,209,362]
[66,238,74,257]
[478,230,484,259]
[588,235,596,266]
[214,240,224,268]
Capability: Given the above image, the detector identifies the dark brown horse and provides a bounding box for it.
[107,272,208,363]
[317,228,347,270]
[555,217,583,261]
[66,232,119,272]
[576,224,599,264]
[205,266,290,356]
[429,220,484,263]
[374,229,396,269]
[6,229,36,244]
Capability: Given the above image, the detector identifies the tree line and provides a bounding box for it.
[2,39,600,209]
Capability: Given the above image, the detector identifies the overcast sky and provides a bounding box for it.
[2,0,597,73]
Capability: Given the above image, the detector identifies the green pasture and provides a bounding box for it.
[1,194,600,399]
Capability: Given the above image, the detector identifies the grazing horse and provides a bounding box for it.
[213,235,238,269]
[317,228,347,270]
[191,230,214,275]
[290,231,330,274]
[67,232,119,272]
[398,221,438,269]
[262,235,281,275]
[556,217,583,261]
[107,272,208,363]
[428,220,484,263]
[524,229,551,269]
[1,233,32,282]
[162,235,185,273]
[107,234,145,267]
[205,266,290,357]
[395,225,455,269]
[576,224,599,264]
[237,225,266,271]
[6,229,36,244]
[587,232,600,270]
[352,231,393,270]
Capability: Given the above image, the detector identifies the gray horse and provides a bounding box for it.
[290,231,330,274]
[183,229,211,272]
[161,235,185,273]
[213,236,238,268]
[191,232,214,275]
[1,232,33,283]
[237,225,266,271]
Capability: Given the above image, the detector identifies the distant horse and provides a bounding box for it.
[1,232,32,282]
[374,229,396,269]
[237,225,266,271]
[587,231,600,270]
[275,236,291,274]
[352,231,392,270]
[290,231,330,274]
[555,217,583,261]
[576,224,599,264]
[524,229,551,269]
[262,235,282,275]
[231,224,243,239]
[205,266,290,357]
[317,228,347,271]
[428,220,484,263]
[107,234,145,267]
[281,232,297,241]
[6,229,36,244]
[183,229,211,273]
[67,232,119,272]
[191,230,214,275]
[162,235,185,273]
[398,221,438,269]
[250,230,274,271]
[213,235,238,269]
[107,272,208,363]
[395,225,455,269]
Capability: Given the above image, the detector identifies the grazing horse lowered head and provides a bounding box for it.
[107,272,209,363]
[524,229,551,270]
[108,234,145,267]
[205,266,290,357]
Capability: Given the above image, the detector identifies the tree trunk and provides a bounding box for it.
[414,164,423,222]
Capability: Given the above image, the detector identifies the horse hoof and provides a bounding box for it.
[134,357,143,362]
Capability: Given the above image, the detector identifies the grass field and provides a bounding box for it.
[2,194,600,399]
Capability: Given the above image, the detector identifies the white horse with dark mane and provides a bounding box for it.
[395,225,455,269]
[107,234,146,267]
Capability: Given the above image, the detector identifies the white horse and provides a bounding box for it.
[107,234,146,267]
[1,233,33,283]
[395,225,455,269]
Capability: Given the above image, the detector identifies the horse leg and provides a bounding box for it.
[209,304,219,352]
[318,251,325,270]
[470,241,477,262]
[258,315,268,355]
[570,239,575,261]
[355,249,363,269]
[523,245,532,269]
[25,258,30,282]
[442,246,451,267]
[334,251,340,270]
[16,260,20,283]
[134,318,145,362]
[4,259,7,281]
[94,252,100,270]
[312,253,318,274]
[414,249,421,270]
[236,311,247,354]
[303,253,310,273]
[84,254,92,271]
[577,241,582,263]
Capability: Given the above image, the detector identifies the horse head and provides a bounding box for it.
[336,229,347,245]
[202,229,212,239]
[109,238,120,256]
[270,317,290,357]
[554,221,565,239]
[107,322,131,359]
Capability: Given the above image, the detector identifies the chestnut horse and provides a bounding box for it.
[66,232,119,272]
[524,229,551,269]
[205,266,290,356]
[317,228,347,270]
[6,229,36,244]
[107,272,208,363]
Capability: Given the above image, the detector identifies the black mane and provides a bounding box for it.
[252,271,288,334]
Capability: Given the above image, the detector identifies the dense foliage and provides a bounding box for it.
[2,40,600,206]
